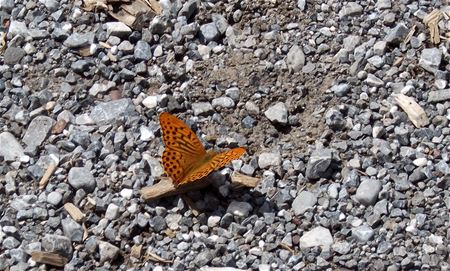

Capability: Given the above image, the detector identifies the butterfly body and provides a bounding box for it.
[159,112,245,186]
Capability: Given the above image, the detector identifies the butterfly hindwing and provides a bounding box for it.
[159,112,245,186]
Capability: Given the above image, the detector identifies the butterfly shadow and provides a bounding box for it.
[144,172,279,225]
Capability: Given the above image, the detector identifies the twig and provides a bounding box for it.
[39,156,59,189]
[140,177,211,201]
[31,251,67,267]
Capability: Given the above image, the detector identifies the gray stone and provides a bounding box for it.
[42,234,73,258]
[63,32,94,48]
[194,250,214,267]
[264,102,288,125]
[212,97,235,108]
[90,98,136,125]
[227,201,253,217]
[339,2,363,18]
[286,45,305,72]
[365,74,384,87]
[105,203,120,220]
[71,60,90,73]
[8,21,28,37]
[22,116,54,151]
[47,191,63,206]
[306,148,336,179]
[0,132,25,161]
[352,225,374,243]
[297,0,306,10]
[212,14,229,35]
[142,95,158,109]
[179,0,199,19]
[134,40,152,61]
[0,0,14,12]
[325,108,345,130]
[376,0,391,9]
[200,22,220,42]
[192,102,214,116]
[3,47,26,65]
[299,226,333,249]
[62,217,83,242]
[331,83,350,97]
[3,236,20,249]
[105,22,132,38]
[98,241,120,263]
[355,179,381,206]
[68,167,96,193]
[332,241,351,255]
[373,41,387,55]
[39,0,58,11]
[419,48,442,73]
[385,23,408,45]
[150,216,166,231]
[292,191,317,215]
[258,152,281,169]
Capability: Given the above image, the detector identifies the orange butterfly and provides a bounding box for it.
[159,112,245,187]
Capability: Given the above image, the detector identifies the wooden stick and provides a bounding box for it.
[39,161,58,189]
[394,93,430,128]
[31,251,67,267]
[140,177,211,201]
[140,173,260,201]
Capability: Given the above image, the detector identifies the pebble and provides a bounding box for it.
[258,152,281,169]
[352,225,375,243]
[142,95,158,109]
[199,23,220,42]
[98,241,120,263]
[134,40,152,61]
[62,217,84,242]
[227,201,253,217]
[22,116,54,152]
[192,102,214,116]
[292,191,317,215]
[306,148,335,179]
[212,97,235,108]
[46,191,63,206]
[68,167,96,193]
[286,45,305,72]
[3,47,26,65]
[299,226,333,249]
[264,102,288,125]
[105,203,120,220]
[89,98,136,125]
[0,132,25,161]
[63,32,94,48]
[105,22,132,38]
[355,179,381,206]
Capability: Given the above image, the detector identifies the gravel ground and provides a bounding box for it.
[1,0,450,270]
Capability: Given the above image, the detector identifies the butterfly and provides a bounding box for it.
[159,112,246,187]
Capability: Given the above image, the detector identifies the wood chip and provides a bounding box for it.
[402,24,416,45]
[231,172,260,188]
[38,161,58,189]
[31,251,68,267]
[64,203,85,223]
[423,9,443,44]
[144,251,172,264]
[394,93,430,128]
[140,177,211,201]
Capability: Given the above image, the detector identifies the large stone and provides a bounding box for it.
[264,102,288,125]
[0,132,25,161]
[89,98,136,125]
[299,226,334,249]
[355,178,381,206]
[292,191,317,215]
[68,167,96,193]
[22,116,54,152]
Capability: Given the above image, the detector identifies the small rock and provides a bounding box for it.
[68,167,96,193]
[292,191,317,215]
[385,23,408,45]
[98,241,120,263]
[46,191,63,206]
[22,116,54,152]
[365,74,384,87]
[352,225,374,243]
[306,148,336,179]
[105,22,132,38]
[191,102,214,116]
[105,204,120,220]
[42,234,73,258]
[355,179,381,206]
[178,0,199,19]
[134,40,152,61]
[3,47,26,65]
[142,96,158,109]
[8,21,28,37]
[63,32,94,48]
[286,45,305,72]
[199,22,220,42]
[212,97,235,109]
[0,132,25,161]
[227,201,253,217]
[62,217,83,242]
[420,48,442,74]
[299,226,333,249]
[90,98,136,125]
[264,102,288,125]
[258,152,281,169]
[339,2,363,18]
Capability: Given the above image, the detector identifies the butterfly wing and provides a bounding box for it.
[159,112,207,185]
[180,147,246,185]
